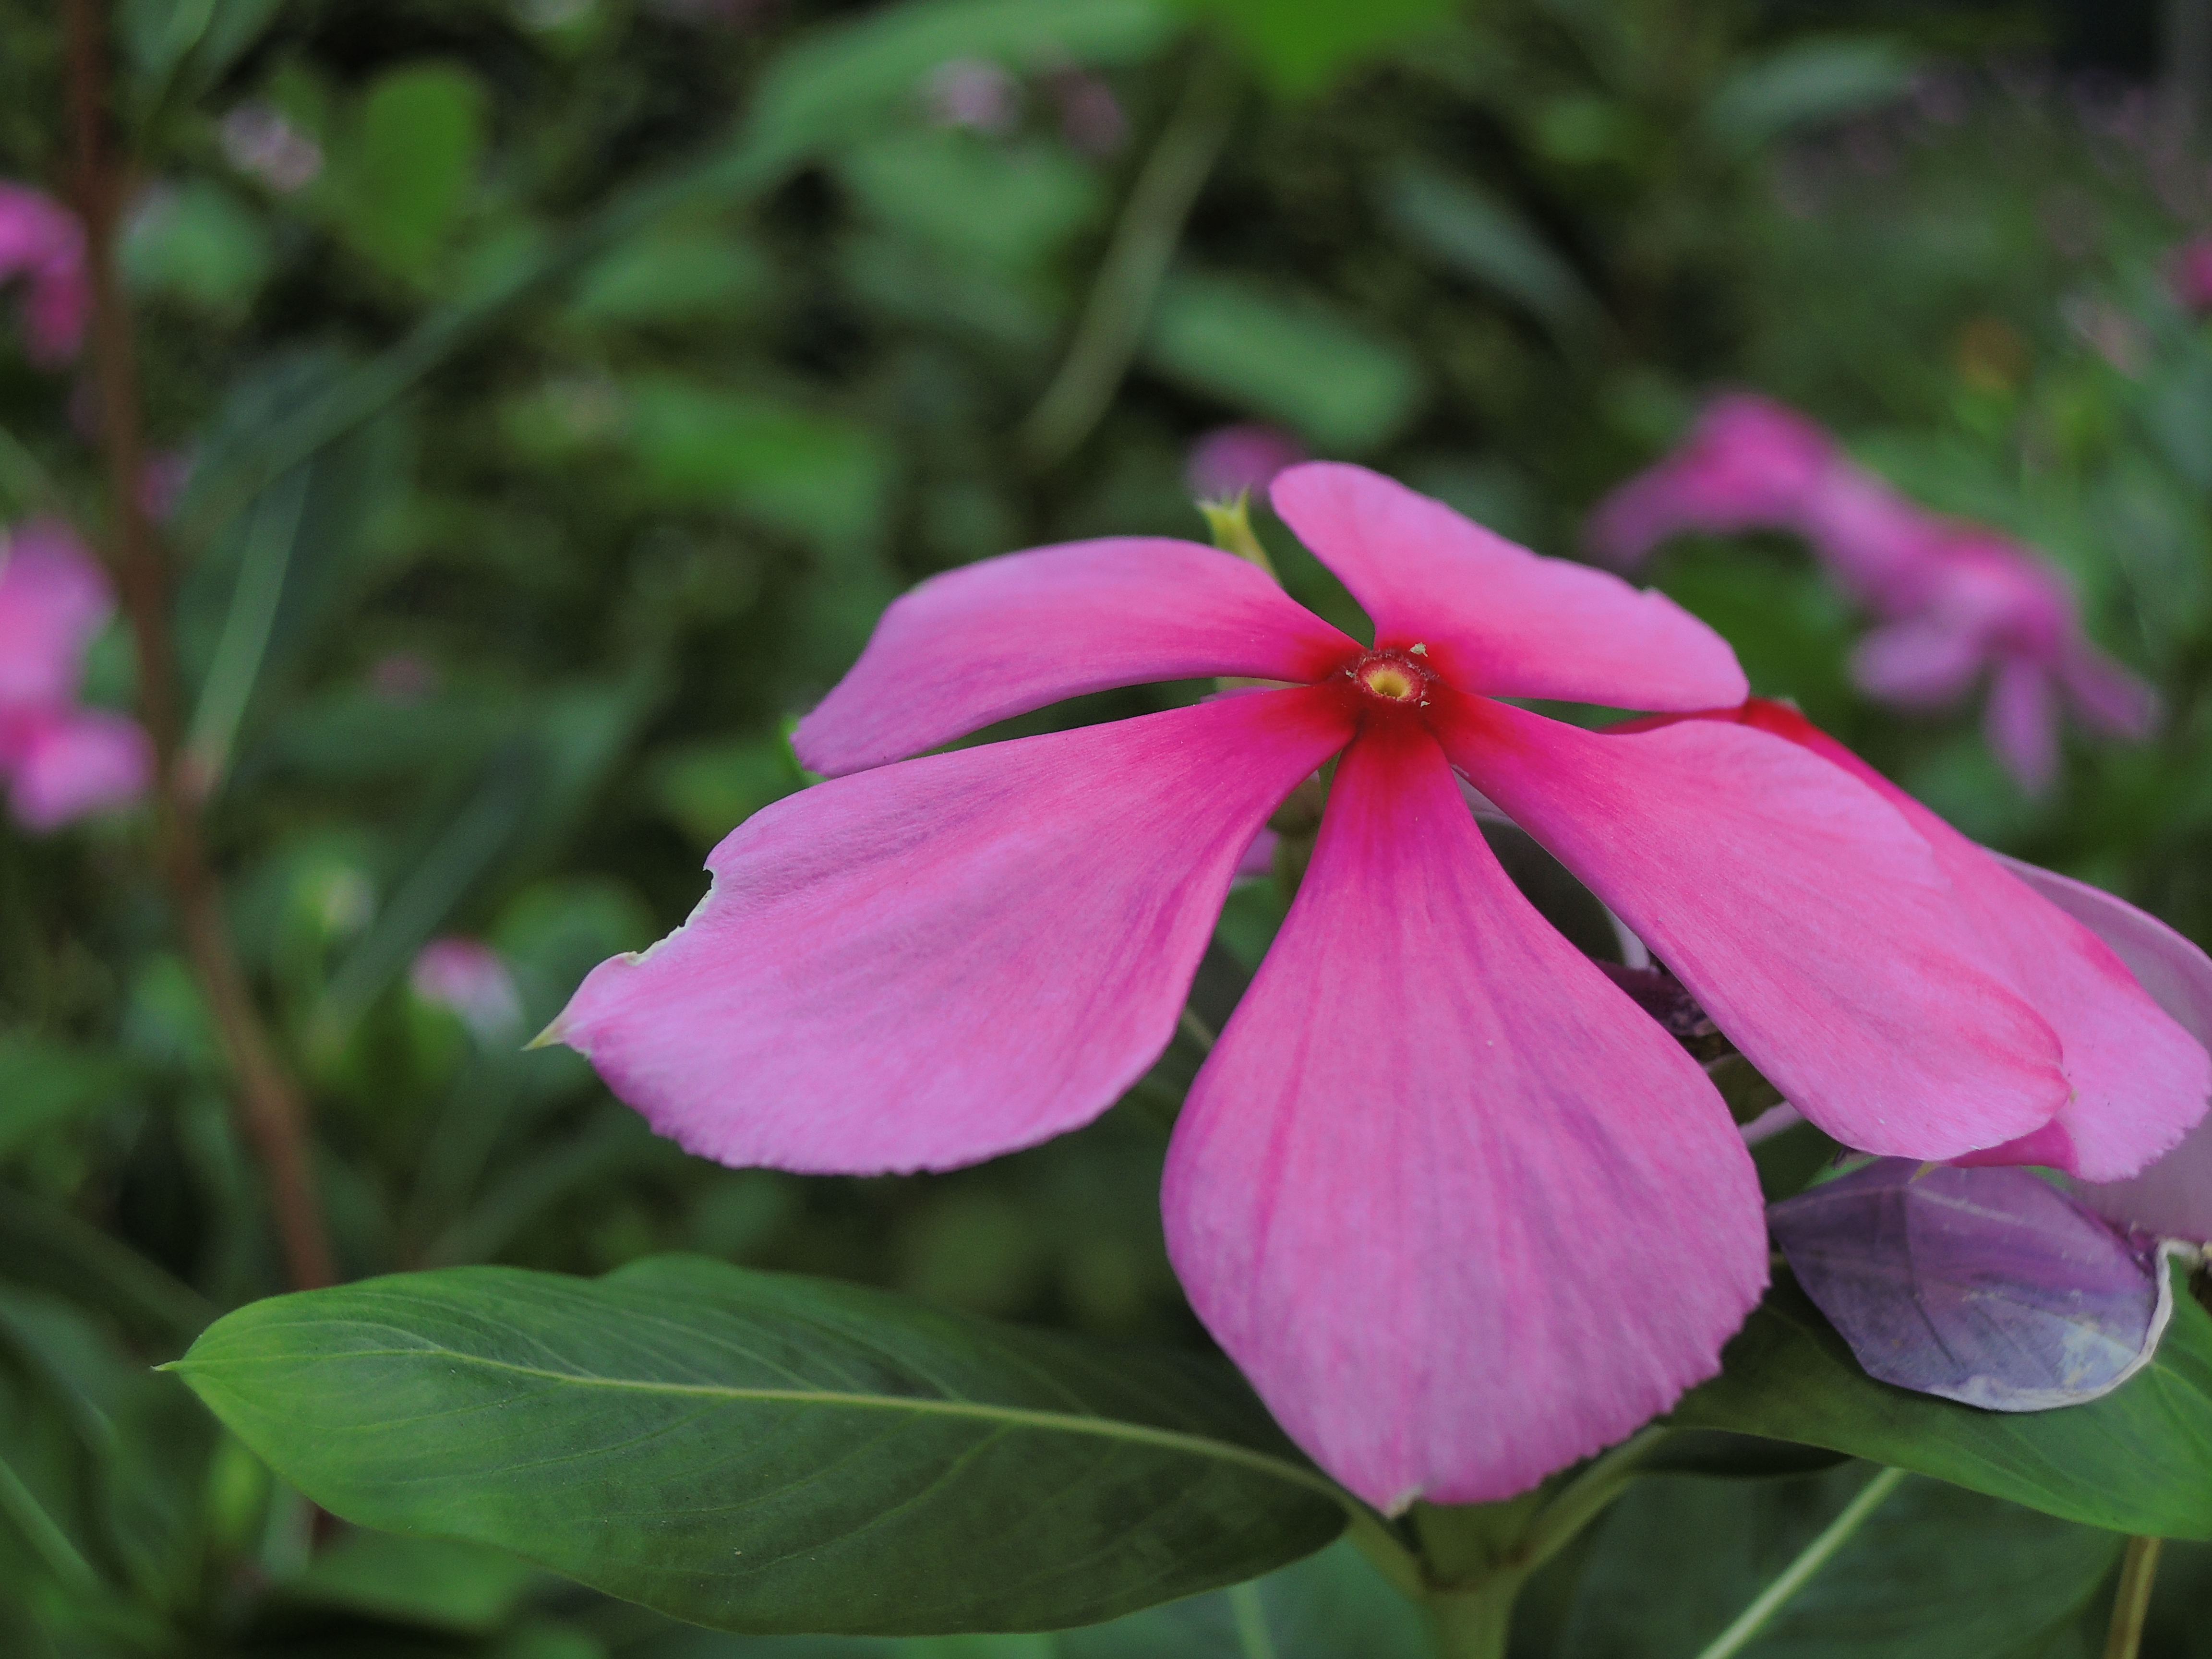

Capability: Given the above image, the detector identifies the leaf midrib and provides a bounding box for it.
[177,1344,1353,1508]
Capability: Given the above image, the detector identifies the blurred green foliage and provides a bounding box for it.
[2,0,2211,1652]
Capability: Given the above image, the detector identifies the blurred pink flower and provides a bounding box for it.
[368,651,439,704]
[923,59,1020,134]
[0,520,151,831]
[1185,423,1308,503]
[2166,234,2212,315]
[1049,70,1128,156]
[0,182,89,366]
[410,937,523,1040]
[218,104,324,193]
[138,451,194,523]
[553,462,2094,1511]
[1588,393,2157,793]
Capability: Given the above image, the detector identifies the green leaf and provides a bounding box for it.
[279,1529,541,1634]
[1375,158,1599,345]
[1671,1268,2212,1538]
[325,62,487,283]
[1143,270,1425,452]
[0,1035,136,1161]
[167,1257,1345,1634]
[1700,40,1918,156]
[1170,0,1458,96]
[1560,1467,2120,1659]
[119,180,271,316]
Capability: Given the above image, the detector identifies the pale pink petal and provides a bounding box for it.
[1996,856,2212,1243]
[559,689,1355,1174]
[7,708,151,831]
[1163,719,1767,1512]
[1724,700,2209,1182]
[1792,467,1950,609]
[2058,644,2159,740]
[793,539,1357,777]
[1985,655,2059,794]
[1233,826,1278,880]
[1439,693,2068,1159]
[410,938,524,1041]
[1270,462,1748,711]
[1849,616,1988,707]
[0,519,112,710]
[1583,394,1837,569]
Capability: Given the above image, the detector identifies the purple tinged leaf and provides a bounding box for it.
[1770,1157,2177,1410]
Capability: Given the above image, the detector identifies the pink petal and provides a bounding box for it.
[1984,655,2059,794]
[1270,462,1748,711]
[0,183,86,365]
[1791,467,1952,610]
[558,688,1355,1174]
[1164,719,1767,1512]
[793,539,1357,777]
[1849,616,1988,708]
[1996,855,2212,1243]
[7,708,151,831]
[0,519,113,710]
[1438,693,2068,1159]
[1583,393,1837,569]
[2058,643,2159,740]
[1726,700,2209,1182]
[1234,826,1278,879]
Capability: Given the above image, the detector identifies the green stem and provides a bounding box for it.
[0,1451,99,1595]
[1425,1585,1515,1659]
[1690,1466,1908,1659]
[1228,1579,1279,1659]
[2101,1535,2163,1659]
[182,464,308,794]
[1018,51,1238,465]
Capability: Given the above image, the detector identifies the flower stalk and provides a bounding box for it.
[62,0,333,1290]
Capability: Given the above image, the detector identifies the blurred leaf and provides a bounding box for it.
[119,181,271,316]
[648,731,808,848]
[1376,158,1599,346]
[323,61,488,283]
[1671,1266,2212,1538]
[1144,270,1424,451]
[838,134,1103,272]
[1561,1467,2120,1659]
[0,1036,136,1161]
[747,0,1175,163]
[0,1189,213,1348]
[170,1257,1346,1633]
[281,1528,541,1633]
[1171,0,1457,95]
[1700,39,1917,155]
[571,227,772,325]
[625,380,896,559]
[120,0,281,109]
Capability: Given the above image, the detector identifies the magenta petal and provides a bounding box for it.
[0,519,113,710]
[1268,462,1749,712]
[7,709,151,831]
[1727,706,2208,1182]
[1998,856,2212,1243]
[1162,721,1767,1512]
[558,688,1355,1174]
[792,538,1357,777]
[1849,616,1988,708]
[1985,656,2059,795]
[1443,697,2068,1159]
[1770,1158,2172,1409]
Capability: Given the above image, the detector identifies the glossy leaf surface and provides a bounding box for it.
[169,1256,1346,1634]
[1671,1267,2212,1538]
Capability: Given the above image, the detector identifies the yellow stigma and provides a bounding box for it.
[1359,661,1421,702]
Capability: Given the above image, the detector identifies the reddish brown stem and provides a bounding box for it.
[62,0,334,1290]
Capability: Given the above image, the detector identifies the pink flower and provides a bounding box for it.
[218,104,324,193]
[0,183,89,366]
[1184,423,1308,503]
[2166,234,2212,315]
[1588,394,2158,793]
[1677,699,2207,1187]
[410,938,523,1041]
[922,59,1021,135]
[551,464,2104,1511]
[0,520,151,831]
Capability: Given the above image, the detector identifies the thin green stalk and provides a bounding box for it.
[1228,1580,1279,1659]
[1517,1424,1670,1577]
[182,464,308,793]
[1018,51,1239,464]
[1690,1466,1908,1659]
[0,1451,99,1596]
[1178,1005,1218,1052]
[2101,1535,2163,1659]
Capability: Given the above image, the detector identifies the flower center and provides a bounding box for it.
[1354,651,1427,704]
